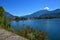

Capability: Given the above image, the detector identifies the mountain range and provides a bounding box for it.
[24,9,60,18]
[5,9,60,20]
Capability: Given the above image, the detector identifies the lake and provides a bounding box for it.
[10,19,60,40]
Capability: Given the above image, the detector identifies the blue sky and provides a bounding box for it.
[0,0,60,16]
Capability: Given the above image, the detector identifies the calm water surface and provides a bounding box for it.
[10,19,60,40]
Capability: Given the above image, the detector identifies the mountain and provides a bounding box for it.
[4,12,20,20]
[4,12,14,18]
[4,9,60,20]
[24,10,50,18]
[24,9,60,19]
[39,9,60,19]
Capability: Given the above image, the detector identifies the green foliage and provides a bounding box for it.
[0,6,4,17]
[0,6,5,27]
[0,6,11,30]
[15,26,48,40]
[15,16,20,21]
[4,16,10,28]
[20,17,28,20]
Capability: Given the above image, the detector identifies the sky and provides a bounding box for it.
[0,0,60,16]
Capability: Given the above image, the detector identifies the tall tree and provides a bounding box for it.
[0,6,5,27]
[0,6,4,17]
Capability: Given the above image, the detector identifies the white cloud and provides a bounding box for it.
[44,7,49,10]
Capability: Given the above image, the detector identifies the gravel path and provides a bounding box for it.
[0,28,28,40]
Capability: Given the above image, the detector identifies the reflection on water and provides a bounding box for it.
[10,19,60,40]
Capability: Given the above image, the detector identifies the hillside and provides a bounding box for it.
[24,9,60,19]
[5,9,60,20]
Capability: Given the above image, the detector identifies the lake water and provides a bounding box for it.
[10,19,60,40]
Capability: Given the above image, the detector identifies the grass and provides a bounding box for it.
[0,24,48,40]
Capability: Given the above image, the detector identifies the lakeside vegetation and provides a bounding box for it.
[15,26,48,40]
[0,6,49,40]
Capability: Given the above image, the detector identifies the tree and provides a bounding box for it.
[0,6,5,27]
[0,6,4,17]
[15,16,20,21]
